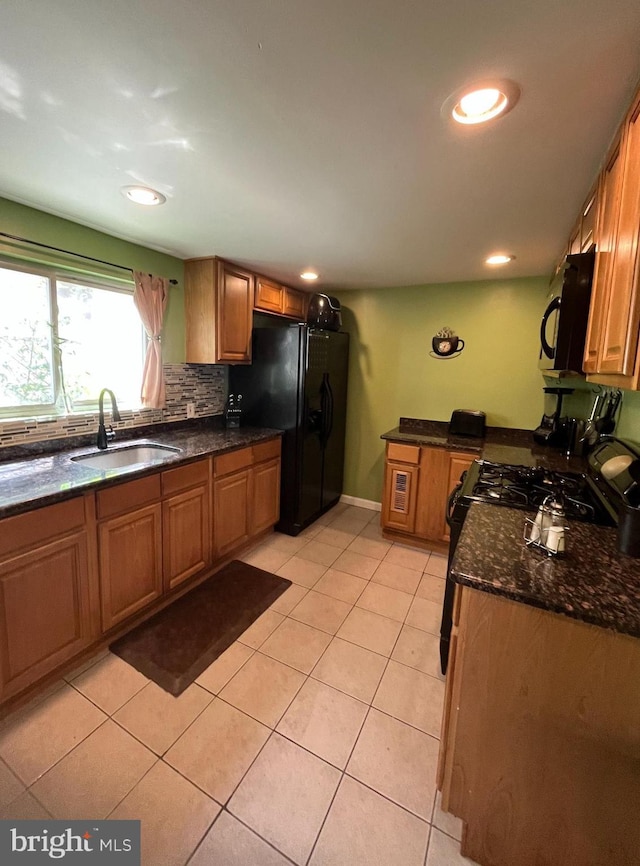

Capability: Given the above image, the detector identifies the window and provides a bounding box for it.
[0,262,146,418]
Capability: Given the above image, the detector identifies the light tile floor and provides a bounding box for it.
[0,502,479,866]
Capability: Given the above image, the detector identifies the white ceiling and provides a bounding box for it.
[1,0,640,290]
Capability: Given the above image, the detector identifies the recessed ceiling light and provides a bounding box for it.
[300,271,319,281]
[121,185,166,206]
[443,80,520,126]
[485,254,515,265]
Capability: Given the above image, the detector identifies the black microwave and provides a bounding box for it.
[539,250,595,374]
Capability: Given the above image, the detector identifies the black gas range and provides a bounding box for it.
[439,436,640,674]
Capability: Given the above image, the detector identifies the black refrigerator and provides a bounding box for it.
[230,324,349,535]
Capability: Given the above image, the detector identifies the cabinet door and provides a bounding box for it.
[216,260,254,363]
[381,461,419,534]
[599,97,640,376]
[213,470,251,557]
[255,277,284,314]
[580,185,598,253]
[442,454,476,541]
[99,503,163,631]
[584,142,623,373]
[163,484,210,592]
[283,287,306,319]
[0,532,95,700]
[251,458,281,535]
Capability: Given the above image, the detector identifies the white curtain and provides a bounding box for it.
[133,271,169,409]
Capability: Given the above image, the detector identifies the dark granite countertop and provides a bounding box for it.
[451,502,640,639]
[0,424,283,520]
[381,417,587,473]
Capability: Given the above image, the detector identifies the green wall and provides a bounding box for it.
[337,276,549,502]
[0,197,185,362]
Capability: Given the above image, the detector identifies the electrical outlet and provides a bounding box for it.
[186,402,196,418]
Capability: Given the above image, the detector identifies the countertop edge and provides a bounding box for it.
[0,426,283,520]
[450,502,640,641]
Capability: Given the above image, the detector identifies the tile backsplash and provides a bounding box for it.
[0,364,227,449]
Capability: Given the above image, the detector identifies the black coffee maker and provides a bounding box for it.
[533,387,574,446]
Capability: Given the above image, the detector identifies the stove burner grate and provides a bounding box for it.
[470,460,599,522]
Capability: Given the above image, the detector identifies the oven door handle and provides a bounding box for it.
[446,479,464,527]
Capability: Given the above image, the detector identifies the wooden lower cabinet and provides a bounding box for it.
[381,442,475,547]
[214,469,251,558]
[251,457,281,534]
[213,439,282,558]
[162,460,211,592]
[438,587,640,866]
[99,503,163,631]
[0,496,99,702]
[0,441,281,708]
[381,448,420,534]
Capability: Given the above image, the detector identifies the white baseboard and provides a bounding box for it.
[339,494,381,512]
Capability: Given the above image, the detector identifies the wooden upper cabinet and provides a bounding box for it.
[255,277,284,314]
[185,257,254,365]
[568,219,581,255]
[584,86,640,386]
[580,185,598,253]
[254,275,307,320]
[283,287,306,319]
[584,141,623,373]
[599,95,640,377]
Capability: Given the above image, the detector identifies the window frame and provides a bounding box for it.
[0,258,146,420]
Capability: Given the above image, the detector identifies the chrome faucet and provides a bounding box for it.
[97,388,122,450]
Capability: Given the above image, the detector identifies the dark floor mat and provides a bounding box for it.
[110,560,291,696]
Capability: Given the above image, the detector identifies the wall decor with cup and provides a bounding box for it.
[431,326,465,358]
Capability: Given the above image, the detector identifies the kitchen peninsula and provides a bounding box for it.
[380,418,586,552]
[438,503,640,866]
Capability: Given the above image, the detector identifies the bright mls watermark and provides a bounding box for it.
[0,821,140,864]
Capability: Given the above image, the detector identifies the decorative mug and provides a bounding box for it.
[432,336,464,356]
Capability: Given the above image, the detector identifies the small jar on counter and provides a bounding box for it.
[524,495,568,556]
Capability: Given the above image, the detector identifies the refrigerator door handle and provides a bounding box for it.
[325,375,335,441]
[319,373,330,445]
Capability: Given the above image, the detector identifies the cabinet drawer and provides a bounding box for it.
[0,496,87,559]
[162,459,209,496]
[96,474,161,519]
[252,438,281,464]
[386,443,420,464]
[214,446,253,477]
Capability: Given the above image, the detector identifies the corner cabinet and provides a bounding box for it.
[584,88,640,387]
[0,496,100,702]
[185,257,254,364]
[381,442,475,550]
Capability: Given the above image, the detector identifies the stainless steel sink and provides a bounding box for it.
[71,443,182,470]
